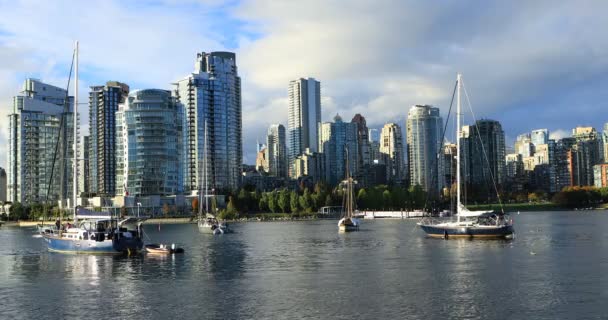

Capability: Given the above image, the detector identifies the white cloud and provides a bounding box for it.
[549,129,570,141]
[1,0,608,168]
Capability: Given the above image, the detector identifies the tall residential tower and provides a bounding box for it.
[266,124,288,178]
[287,78,321,176]
[406,105,444,193]
[174,52,243,192]
[380,123,406,184]
[115,89,183,196]
[89,81,129,195]
[7,79,74,204]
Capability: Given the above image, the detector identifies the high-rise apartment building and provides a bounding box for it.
[319,115,358,186]
[406,105,443,193]
[89,81,129,195]
[380,123,406,184]
[603,123,608,162]
[531,129,549,146]
[293,148,325,184]
[443,143,457,190]
[368,128,381,163]
[570,126,603,186]
[556,137,576,190]
[287,78,321,175]
[515,133,534,157]
[460,119,506,192]
[8,79,74,204]
[115,89,183,196]
[78,136,90,197]
[594,164,608,188]
[174,52,242,192]
[351,114,371,186]
[255,147,268,172]
[266,124,288,178]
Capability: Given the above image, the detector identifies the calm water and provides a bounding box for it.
[1,211,608,319]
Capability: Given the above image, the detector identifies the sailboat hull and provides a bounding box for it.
[43,234,143,254]
[419,224,514,239]
[338,218,360,232]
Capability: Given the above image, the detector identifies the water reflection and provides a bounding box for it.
[1,213,608,319]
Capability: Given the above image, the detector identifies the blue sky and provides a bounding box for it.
[0,0,607,165]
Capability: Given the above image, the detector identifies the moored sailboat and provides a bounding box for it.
[197,120,229,235]
[338,148,360,232]
[418,74,514,239]
[42,42,147,254]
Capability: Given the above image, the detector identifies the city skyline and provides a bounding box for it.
[0,1,608,168]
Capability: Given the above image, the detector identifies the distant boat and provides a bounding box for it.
[338,148,360,232]
[418,74,514,239]
[197,120,230,235]
[145,243,184,254]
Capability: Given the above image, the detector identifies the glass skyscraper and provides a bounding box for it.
[406,105,443,193]
[288,78,321,176]
[89,81,129,195]
[319,115,358,186]
[531,129,549,146]
[266,124,288,178]
[460,120,506,193]
[174,52,242,193]
[115,89,183,196]
[7,79,74,204]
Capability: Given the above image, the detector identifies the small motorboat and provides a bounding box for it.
[145,243,184,254]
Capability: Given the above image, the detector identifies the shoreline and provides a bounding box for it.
[5,207,607,227]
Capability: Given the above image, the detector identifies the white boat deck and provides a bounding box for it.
[358,211,426,219]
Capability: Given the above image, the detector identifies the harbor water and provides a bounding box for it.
[1,211,607,319]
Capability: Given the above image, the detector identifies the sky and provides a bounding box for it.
[1,0,607,165]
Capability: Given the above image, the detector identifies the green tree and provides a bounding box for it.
[10,202,27,220]
[226,196,238,216]
[259,193,268,212]
[299,188,313,213]
[357,188,368,209]
[268,191,278,213]
[391,186,406,209]
[409,185,426,209]
[382,190,391,210]
[278,189,290,213]
[290,191,300,213]
[237,189,249,213]
[324,194,333,207]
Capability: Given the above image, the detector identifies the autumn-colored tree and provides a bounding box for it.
[192,198,199,213]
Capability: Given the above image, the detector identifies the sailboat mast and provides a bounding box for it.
[204,120,209,214]
[345,147,351,218]
[73,41,79,223]
[456,73,461,222]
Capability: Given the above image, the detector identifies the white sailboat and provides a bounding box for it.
[418,73,514,239]
[197,120,229,235]
[42,42,146,253]
[338,148,360,232]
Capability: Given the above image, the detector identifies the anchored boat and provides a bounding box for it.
[338,148,360,232]
[197,120,230,235]
[145,243,184,254]
[41,42,147,254]
[43,208,147,254]
[418,74,514,239]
